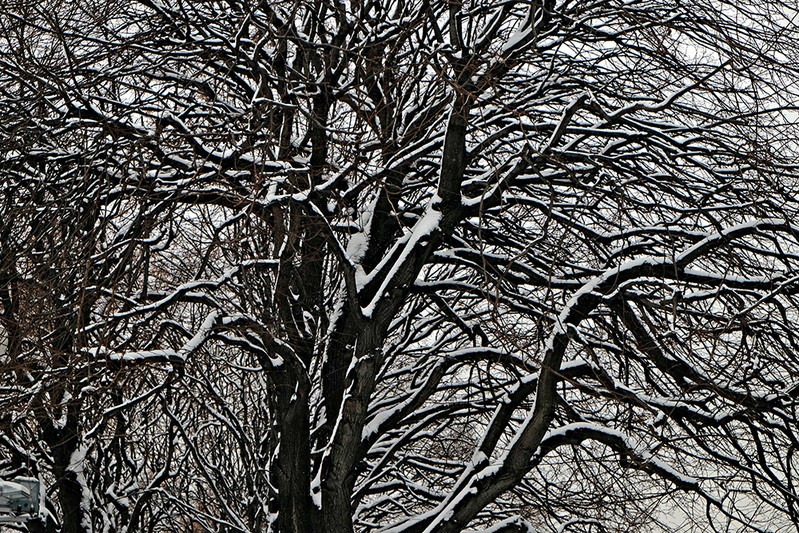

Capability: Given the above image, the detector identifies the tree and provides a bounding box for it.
[2,0,799,531]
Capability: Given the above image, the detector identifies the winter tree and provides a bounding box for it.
[2,0,799,532]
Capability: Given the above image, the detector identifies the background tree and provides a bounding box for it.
[2,0,799,532]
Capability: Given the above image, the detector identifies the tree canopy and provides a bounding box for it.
[2,0,799,532]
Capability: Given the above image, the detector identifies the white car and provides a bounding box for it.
[0,478,39,519]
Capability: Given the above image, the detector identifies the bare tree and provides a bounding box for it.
[3,0,799,532]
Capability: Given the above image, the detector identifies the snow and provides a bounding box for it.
[349,196,378,290]
[540,423,702,489]
[502,28,532,53]
[348,230,370,266]
[104,310,227,365]
[112,220,134,242]
[107,349,182,363]
[639,449,700,487]
[0,481,29,496]
[466,517,537,533]
[544,273,604,352]
[53,391,73,430]
[310,472,322,509]
[677,218,793,265]
[362,407,395,440]
[182,310,220,353]
[68,444,93,531]
[361,196,443,318]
